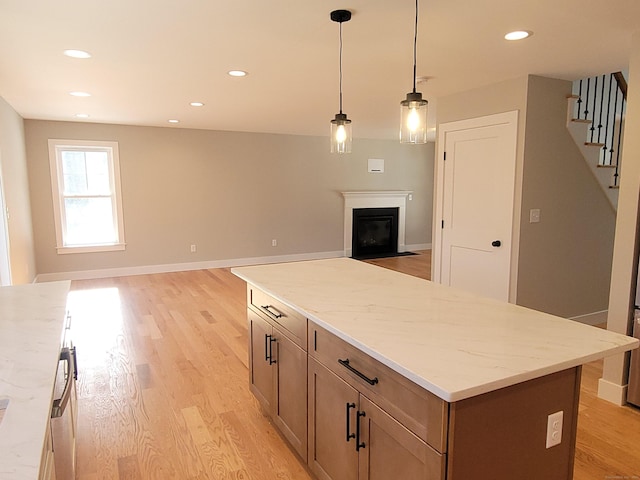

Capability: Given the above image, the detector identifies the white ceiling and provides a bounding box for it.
[1,0,639,140]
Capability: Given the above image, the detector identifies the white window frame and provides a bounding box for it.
[48,139,126,254]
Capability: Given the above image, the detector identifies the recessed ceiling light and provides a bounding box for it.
[64,49,92,59]
[69,91,91,97]
[228,70,248,77]
[168,119,180,124]
[190,102,204,107]
[75,113,90,118]
[504,30,532,41]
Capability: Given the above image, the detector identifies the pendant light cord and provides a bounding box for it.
[412,0,418,94]
[339,20,344,114]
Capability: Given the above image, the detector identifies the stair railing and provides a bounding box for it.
[573,72,627,187]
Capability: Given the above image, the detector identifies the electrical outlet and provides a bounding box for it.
[272,239,277,247]
[546,411,563,448]
[190,244,197,253]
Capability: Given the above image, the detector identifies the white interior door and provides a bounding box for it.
[435,111,518,302]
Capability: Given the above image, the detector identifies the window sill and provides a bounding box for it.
[56,243,126,255]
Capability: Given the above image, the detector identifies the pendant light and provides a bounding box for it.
[400,0,428,144]
[330,9,352,154]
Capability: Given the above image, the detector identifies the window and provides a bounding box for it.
[48,139,125,254]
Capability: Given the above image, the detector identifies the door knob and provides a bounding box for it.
[491,240,501,247]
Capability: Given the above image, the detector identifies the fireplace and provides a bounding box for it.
[342,190,411,258]
[352,208,399,259]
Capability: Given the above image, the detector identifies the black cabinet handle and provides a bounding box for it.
[260,304,283,319]
[265,334,277,364]
[346,402,356,442]
[356,410,366,451]
[269,336,277,365]
[492,240,502,247]
[338,359,379,386]
[51,347,74,418]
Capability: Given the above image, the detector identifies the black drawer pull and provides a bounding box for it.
[261,304,283,319]
[338,359,379,386]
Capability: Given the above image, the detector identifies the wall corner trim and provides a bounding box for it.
[597,377,628,406]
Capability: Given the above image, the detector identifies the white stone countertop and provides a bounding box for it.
[232,258,639,402]
[0,281,70,480]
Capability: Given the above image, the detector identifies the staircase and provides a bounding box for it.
[566,72,627,211]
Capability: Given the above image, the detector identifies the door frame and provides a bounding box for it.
[433,110,521,302]
[0,160,12,286]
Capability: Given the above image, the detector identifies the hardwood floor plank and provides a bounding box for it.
[362,249,431,280]
[183,405,246,475]
[71,251,640,480]
[117,455,142,480]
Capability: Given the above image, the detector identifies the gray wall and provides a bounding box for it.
[435,75,615,318]
[25,120,434,276]
[517,75,615,318]
[0,96,36,284]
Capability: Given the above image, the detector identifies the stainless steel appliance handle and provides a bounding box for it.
[51,347,76,418]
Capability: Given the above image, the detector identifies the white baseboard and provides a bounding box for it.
[406,243,432,251]
[567,309,608,326]
[35,250,345,282]
[597,377,628,406]
[34,244,433,283]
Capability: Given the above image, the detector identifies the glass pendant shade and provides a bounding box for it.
[331,113,352,153]
[400,92,428,144]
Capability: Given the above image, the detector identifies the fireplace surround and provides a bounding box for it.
[341,191,411,258]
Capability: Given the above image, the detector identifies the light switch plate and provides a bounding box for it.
[530,208,541,223]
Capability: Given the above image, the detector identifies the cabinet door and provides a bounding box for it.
[39,425,57,480]
[308,358,359,480]
[358,396,445,480]
[273,327,308,461]
[248,311,275,412]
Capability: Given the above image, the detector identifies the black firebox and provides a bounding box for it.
[351,207,399,259]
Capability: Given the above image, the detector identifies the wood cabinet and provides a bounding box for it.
[245,284,583,480]
[307,321,446,480]
[359,396,443,480]
[308,357,359,480]
[247,289,307,460]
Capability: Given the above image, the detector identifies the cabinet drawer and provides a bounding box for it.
[309,321,448,453]
[248,286,307,349]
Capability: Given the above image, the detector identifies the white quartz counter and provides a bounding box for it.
[0,281,70,480]
[232,258,639,402]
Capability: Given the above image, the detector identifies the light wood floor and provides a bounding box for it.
[70,251,640,479]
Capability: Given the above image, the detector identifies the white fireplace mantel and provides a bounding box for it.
[342,190,412,257]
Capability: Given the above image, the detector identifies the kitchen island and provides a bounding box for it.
[232,258,638,480]
[0,281,71,480]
